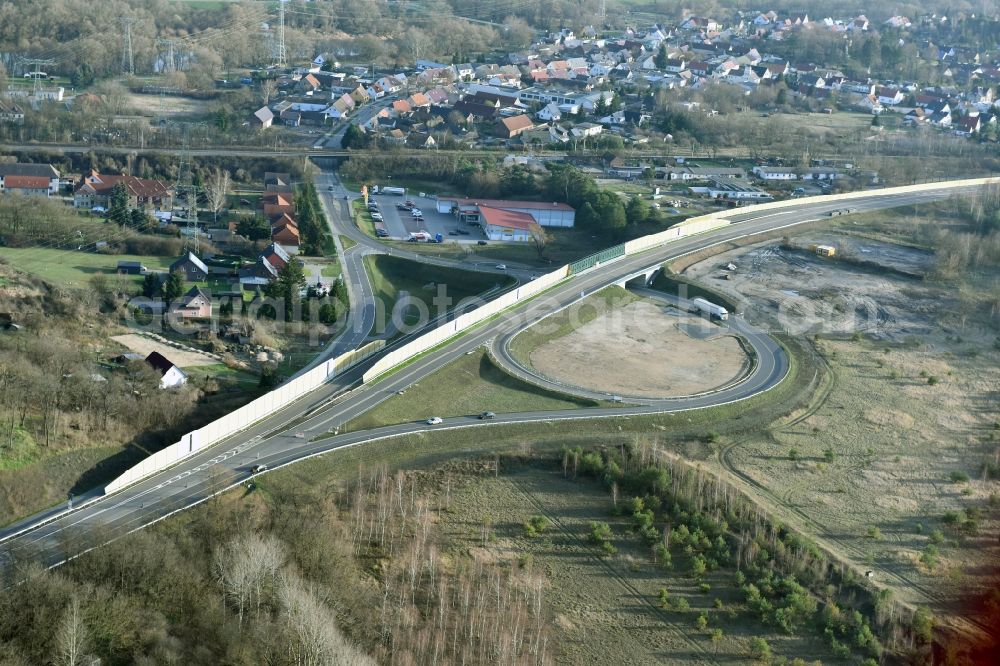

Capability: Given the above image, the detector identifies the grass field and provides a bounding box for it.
[0,247,175,287]
[724,335,1000,626]
[442,461,833,664]
[344,350,599,430]
[363,254,515,332]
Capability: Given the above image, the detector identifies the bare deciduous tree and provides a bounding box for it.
[204,168,231,224]
[54,596,88,666]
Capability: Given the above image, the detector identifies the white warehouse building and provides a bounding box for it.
[436,197,575,227]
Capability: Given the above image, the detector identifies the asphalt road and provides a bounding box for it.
[0,182,981,575]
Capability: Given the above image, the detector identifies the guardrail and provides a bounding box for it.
[101,176,1000,497]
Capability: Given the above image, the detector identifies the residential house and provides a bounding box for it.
[260,243,292,272]
[536,102,563,121]
[145,351,188,389]
[453,100,498,121]
[299,73,322,94]
[694,178,772,200]
[251,106,274,128]
[405,131,436,149]
[571,122,603,138]
[391,99,413,116]
[170,286,212,320]
[262,192,295,219]
[663,58,687,74]
[271,220,301,252]
[74,171,173,210]
[875,86,904,106]
[264,172,293,193]
[0,163,60,196]
[956,115,981,135]
[752,166,798,180]
[0,100,24,123]
[496,114,534,139]
[349,85,370,105]
[170,252,209,281]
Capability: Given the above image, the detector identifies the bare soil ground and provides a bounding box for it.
[528,300,749,398]
[681,232,1000,638]
[112,333,219,367]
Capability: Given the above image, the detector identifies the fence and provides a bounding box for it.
[104,339,385,493]
[568,243,626,274]
[362,265,570,381]
[102,176,999,496]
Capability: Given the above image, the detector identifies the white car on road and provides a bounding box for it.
[426,416,443,425]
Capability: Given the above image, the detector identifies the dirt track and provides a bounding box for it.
[112,334,218,367]
[528,300,749,398]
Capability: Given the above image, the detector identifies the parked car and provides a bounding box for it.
[426,416,443,425]
[371,213,383,221]
[448,230,459,236]
[414,216,424,222]
[328,186,335,191]
[457,229,470,235]
[396,203,407,210]
[478,411,495,420]
[410,209,422,217]
[477,240,488,246]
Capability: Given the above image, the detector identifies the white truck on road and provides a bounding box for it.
[381,186,406,196]
[691,297,729,320]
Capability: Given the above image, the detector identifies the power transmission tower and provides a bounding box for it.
[157,38,176,74]
[600,0,606,24]
[22,58,55,96]
[120,17,138,76]
[173,126,200,254]
[275,0,287,68]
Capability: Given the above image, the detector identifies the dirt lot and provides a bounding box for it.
[112,333,219,367]
[680,230,1000,638]
[527,300,749,398]
[683,234,950,343]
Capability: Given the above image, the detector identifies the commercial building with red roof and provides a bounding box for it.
[436,197,575,228]
[477,206,535,241]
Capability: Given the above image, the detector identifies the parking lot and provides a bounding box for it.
[368,193,489,245]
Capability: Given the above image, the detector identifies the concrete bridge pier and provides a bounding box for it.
[616,266,661,288]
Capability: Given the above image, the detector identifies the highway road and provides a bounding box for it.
[0,181,983,577]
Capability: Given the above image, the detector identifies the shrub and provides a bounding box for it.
[523,515,549,538]
[671,596,690,612]
[949,470,969,483]
[927,376,939,385]
[867,526,882,540]
[698,582,711,594]
[695,612,708,631]
[788,448,799,461]
[749,637,772,662]
[823,448,836,463]
[658,588,670,609]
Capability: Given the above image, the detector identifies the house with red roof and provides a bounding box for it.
[74,171,173,210]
